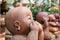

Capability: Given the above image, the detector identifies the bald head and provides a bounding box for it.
[36,12,49,23]
[6,7,32,20]
[5,7,33,35]
[48,14,56,21]
[54,13,60,19]
[37,12,48,16]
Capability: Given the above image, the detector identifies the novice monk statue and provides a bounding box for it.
[48,14,60,40]
[36,12,55,40]
[5,7,44,40]
[36,12,49,31]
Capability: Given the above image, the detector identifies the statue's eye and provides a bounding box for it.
[27,16,31,19]
[29,17,31,19]
[39,20,44,24]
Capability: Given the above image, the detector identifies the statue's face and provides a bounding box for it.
[21,13,33,27]
[42,15,49,21]
[18,10,33,35]
[36,13,49,24]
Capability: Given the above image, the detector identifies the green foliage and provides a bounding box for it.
[6,0,60,20]
[50,8,60,14]
[30,5,40,20]
[28,0,60,20]
[13,0,21,7]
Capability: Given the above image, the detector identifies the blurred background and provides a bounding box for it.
[1,0,60,18]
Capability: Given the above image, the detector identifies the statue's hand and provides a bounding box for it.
[30,21,43,31]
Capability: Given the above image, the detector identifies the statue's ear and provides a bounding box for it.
[14,21,21,31]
